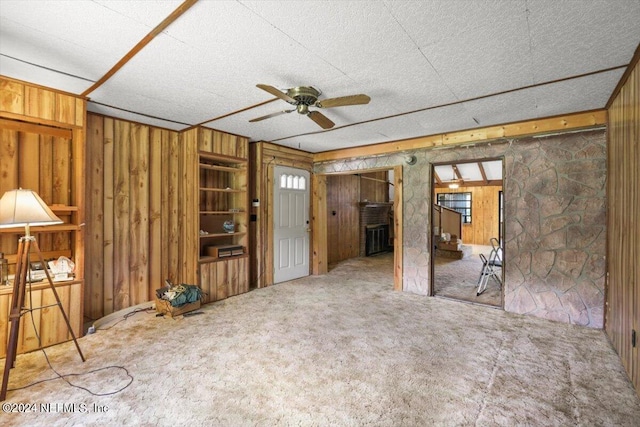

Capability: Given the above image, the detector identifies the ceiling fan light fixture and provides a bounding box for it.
[448,182,459,189]
[251,84,371,130]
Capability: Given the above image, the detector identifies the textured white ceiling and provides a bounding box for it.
[1,0,638,153]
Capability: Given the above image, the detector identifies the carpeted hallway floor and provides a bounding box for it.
[434,245,502,307]
[2,253,639,426]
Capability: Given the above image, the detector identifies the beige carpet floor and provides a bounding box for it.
[434,245,502,307]
[2,253,639,426]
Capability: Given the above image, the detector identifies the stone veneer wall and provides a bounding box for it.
[314,129,607,328]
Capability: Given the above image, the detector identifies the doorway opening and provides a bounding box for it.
[326,170,393,268]
[431,158,504,307]
[315,165,403,292]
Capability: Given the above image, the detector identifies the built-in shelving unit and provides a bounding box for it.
[198,151,248,262]
[0,77,86,357]
[188,129,250,303]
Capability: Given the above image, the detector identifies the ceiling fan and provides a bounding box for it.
[249,84,371,129]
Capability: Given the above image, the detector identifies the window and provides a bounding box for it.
[437,192,472,223]
[279,173,306,190]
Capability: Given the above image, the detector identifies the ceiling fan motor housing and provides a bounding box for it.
[286,86,321,110]
[251,83,369,129]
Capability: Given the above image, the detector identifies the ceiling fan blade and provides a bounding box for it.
[307,111,335,129]
[256,84,296,103]
[249,109,294,122]
[315,94,370,108]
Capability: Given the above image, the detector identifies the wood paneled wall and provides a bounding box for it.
[327,175,360,264]
[434,185,502,245]
[249,141,313,289]
[0,76,85,355]
[359,171,389,203]
[0,77,85,129]
[85,114,181,319]
[606,57,639,396]
[85,118,250,319]
[179,127,199,286]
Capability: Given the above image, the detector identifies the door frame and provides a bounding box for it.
[273,165,311,283]
[312,165,403,291]
[429,157,505,308]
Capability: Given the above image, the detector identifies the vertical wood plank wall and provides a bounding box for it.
[392,165,403,292]
[311,174,328,276]
[606,57,639,396]
[179,127,199,286]
[434,185,502,245]
[359,171,389,202]
[85,118,251,319]
[327,174,361,264]
[0,76,85,356]
[85,114,181,319]
[250,141,313,288]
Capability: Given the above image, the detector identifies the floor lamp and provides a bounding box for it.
[0,189,85,401]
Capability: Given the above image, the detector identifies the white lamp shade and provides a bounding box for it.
[0,189,63,228]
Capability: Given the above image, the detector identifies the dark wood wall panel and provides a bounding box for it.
[606,57,639,397]
[327,174,360,264]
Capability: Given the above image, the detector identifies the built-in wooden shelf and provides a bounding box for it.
[0,205,80,235]
[199,187,245,193]
[200,210,245,215]
[0,279,82,295]
[199,231,246,239]
[199,163,245,173]
[198,151,248,164]
[199,253,249,264]
[50,204,79,212]
[0,224,81,234]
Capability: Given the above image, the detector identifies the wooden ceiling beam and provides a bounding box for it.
[434,180,502,189]
[477,162,488,184]
[434,171,442,185]
[81,0,199,97]
[313,110,606,162]
[452,165,463,181]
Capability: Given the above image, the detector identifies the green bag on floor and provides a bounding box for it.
[170,284,201,307]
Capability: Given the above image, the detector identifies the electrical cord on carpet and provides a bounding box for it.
[6,289,139,396]
[96,307,155,331]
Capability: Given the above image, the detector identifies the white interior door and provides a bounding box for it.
[274,166,310,283]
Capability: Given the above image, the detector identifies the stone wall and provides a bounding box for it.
[315,129,607,328]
